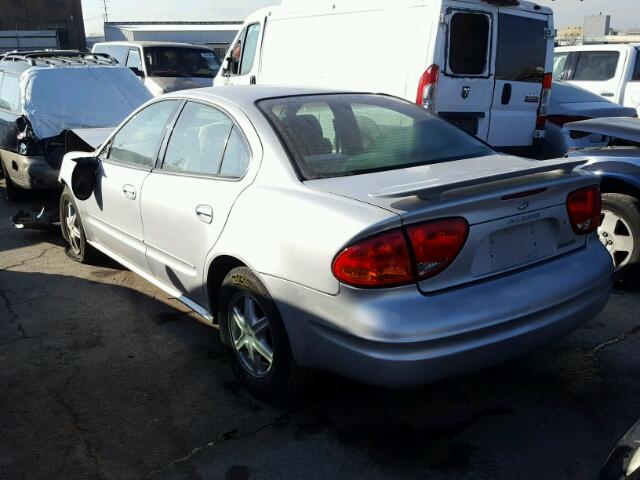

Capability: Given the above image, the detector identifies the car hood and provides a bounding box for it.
[147,76,212,95]
[565,117,640,143]
[68,127,114,149]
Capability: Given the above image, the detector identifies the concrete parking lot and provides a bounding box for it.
[0,180,639,480]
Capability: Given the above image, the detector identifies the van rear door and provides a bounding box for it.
[487,10,553,148]
[436,3,498,142]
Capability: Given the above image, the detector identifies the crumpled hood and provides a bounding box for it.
[147,76,212,95]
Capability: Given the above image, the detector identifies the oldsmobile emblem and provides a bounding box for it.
[517,201,530,211]
[461,86,471,99]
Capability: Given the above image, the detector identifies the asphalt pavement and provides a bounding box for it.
[1,180,639,480]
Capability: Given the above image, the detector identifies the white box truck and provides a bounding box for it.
[215,0,555,151]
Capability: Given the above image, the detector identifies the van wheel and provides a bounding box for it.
[60,187,94,263]
[218,267,312,398]
[599,193,640,282]
[1,160,23,201]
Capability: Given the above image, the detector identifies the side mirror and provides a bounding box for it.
[129,67,145,78]
[71,156,100,201]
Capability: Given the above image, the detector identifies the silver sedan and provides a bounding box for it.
[58,86,612,397]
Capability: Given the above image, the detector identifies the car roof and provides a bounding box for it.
[94,41,211,49]
[162,85,363,106]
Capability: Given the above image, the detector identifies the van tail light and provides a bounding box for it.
[332,218,469,288]
[416,64,440,111]
[547,115,590,127]
[535,73,553,133]
[566,186,601,235]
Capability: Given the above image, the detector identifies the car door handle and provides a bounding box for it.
[601,92,615,98]
[195,204,213,224]
[123,184,136,200]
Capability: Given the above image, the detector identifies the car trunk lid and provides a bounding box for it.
[305,154,598,292]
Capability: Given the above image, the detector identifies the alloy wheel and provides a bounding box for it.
[599,209,635,271]
[229,293,274,378]
[64,201,82,256]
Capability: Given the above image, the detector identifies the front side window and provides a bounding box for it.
[126,49,143,70]
[0,73,20,111]
[107,100,179,168]
[240,23,261,75]
[553,53,570,80]
[259,94,493,180]
[162,101,234,176]
[144,47,221,78]
[448,12,490,75]
[573,51,620,81]
[496,14,547,83]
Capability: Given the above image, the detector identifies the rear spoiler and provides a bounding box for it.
[369,158,586,200]
[565,117,640,144]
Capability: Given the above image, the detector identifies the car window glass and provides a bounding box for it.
[0,74,20,110]
[573,51,620,81]
[259,94,492,180]
[632,51,640,81]
[126,49,142,70]
[240,23,261,75]
[448,12,490,75]
[496,14,547,83]
[162,102,233,175]
[229,27,247,75]
[219,126,250,177]
[107,100,178,168]
[553,53,570,80]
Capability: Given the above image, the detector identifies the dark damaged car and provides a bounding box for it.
[0,50,151,200]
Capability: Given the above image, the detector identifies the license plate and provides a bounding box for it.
[489,220,555,272]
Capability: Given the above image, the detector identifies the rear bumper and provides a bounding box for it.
[1,150,59,189]
[263,237,612,387]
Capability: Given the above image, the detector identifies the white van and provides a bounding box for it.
[554,44,640,115]
[214,0,555,150]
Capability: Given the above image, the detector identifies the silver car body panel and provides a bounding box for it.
[58,86,612,387]
[565,117,640,144]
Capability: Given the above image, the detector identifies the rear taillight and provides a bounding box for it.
[406,218,469,280]
[416,64,439,111]
[566,186,601,235]
[547,115,590,127]
[332,218,469,288]
[536,73,553,132]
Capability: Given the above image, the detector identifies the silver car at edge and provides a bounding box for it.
[58,86,613,397]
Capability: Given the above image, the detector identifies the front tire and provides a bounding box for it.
[218,267,311,398]
[599,193,640,282]
[60,187,94,263]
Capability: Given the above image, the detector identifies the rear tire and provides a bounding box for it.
[218,266,312,398]
[60,186,94,264]
[599,193,640,283]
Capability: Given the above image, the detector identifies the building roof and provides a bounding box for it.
[105,22,242,33]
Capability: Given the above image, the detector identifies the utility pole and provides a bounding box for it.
[102,0,110,23]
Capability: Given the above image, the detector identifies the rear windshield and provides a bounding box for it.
[496,14,548,83]
[258,94,493,180]
[448,12,490,75]
[144,47,221,78]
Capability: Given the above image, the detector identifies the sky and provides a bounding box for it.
[81,0,638,36]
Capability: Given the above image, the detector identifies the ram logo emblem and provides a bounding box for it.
[461,86,471,99]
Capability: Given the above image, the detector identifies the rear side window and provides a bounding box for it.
[162,101,247,178]
[573,51,620,81]
[448,12,490,75]
[496,14,547,83]
[632,51,640,81]
[0,74,20,110]
[259,94,493,180]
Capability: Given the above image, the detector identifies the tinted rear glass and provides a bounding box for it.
[573,51,619,81]
[633,50,640,81]
[496,14,547,83]
[144,47,221,78]
[258,94,493,180]
[448,12,490,75]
